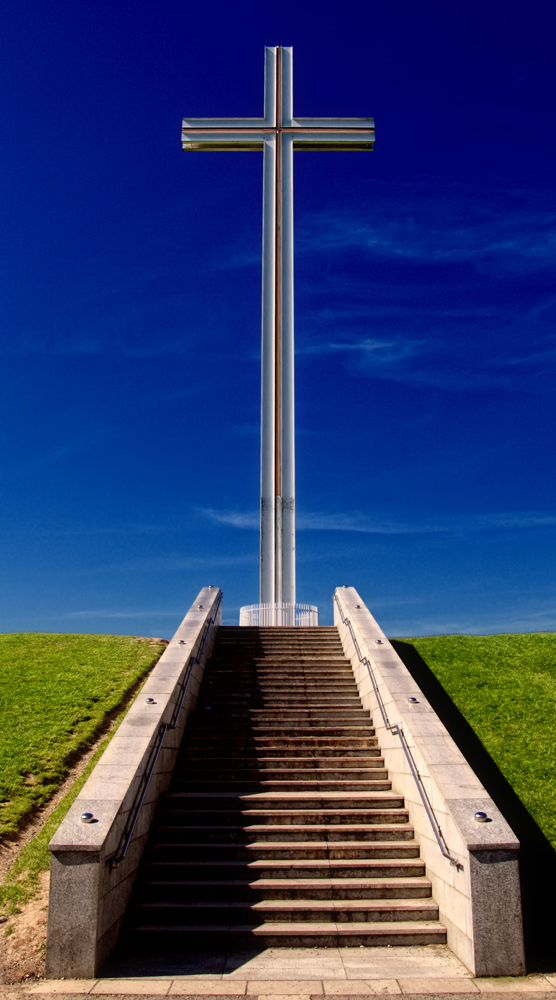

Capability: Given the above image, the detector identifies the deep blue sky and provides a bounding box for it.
[1,0,555,635]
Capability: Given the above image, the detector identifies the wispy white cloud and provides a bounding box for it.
[26,444,75,468]
[200,508,259,529]
[64,609,182,619]
[391,603,556,637]
[297,337,426,365]
[299,195,556,274]
[200,506,556,535]
[299,510,556,534]
[506,340,556,367]
[208,249,260,271]
[75,551,258,575]
[49,523,166,537]
[1,292,221,359]
[296,325,556,392]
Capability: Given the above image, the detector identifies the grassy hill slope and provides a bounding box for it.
[394,632,556,850]
[0,633,166,839]
[392,632,556,966]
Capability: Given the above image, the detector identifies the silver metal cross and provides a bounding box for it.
[182,47,375,607]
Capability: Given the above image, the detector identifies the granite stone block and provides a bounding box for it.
[334,586,525,978]
[46,586,222,978]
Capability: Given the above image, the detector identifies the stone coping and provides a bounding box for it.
[48,588,222,855]
[25,974,556,995]
[333,588,517,855]
[332,588,525,979]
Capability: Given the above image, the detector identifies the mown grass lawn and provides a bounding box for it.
[0,633,166,839]
[396,632,556,849]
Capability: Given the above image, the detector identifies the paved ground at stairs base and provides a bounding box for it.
[7,946,556,1000]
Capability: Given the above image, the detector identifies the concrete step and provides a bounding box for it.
[182,739,380,751]
[180,747,384,759]
[254,747,383,758]
[147,840,420,861]
[173,780,393,793]
[256,669,354,675]
[257,692,360,698]
[257,703,363,709]
[136,875,432,901]
[125,920,447,947]
[189,730,377,741]
[249,709,370,717]
[257,703,363,710]
[254,656,351,662]
[180,768,389,781]
[165,791,403,809]
[147,858,427,879]
[132,897,439,924]
[159,808,410,825]
[252,738,379,747]
[251,722,376,739]
[254,665,353,671]
[256,759,386,770]
[241,718,372,726]
[255,697,359,703]
[152,823,414,843]
[158,799,409,826]
[256,689,358,696]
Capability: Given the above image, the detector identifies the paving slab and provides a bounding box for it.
[223,950,346,981]
[340,948,469,981]
[398,982,479,994]
[28,984,97,995]
[256,996,321,1000]
[20,983,556,1000]
[246,984,321,995]
[474,981,556,993]
[90,983,170,995]
[168,987,246,997]
[323,982,400,995]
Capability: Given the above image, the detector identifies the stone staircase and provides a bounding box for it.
[123,626,446,948]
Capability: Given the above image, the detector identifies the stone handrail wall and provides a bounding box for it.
[333,587,525,978]
[45,586,222,979]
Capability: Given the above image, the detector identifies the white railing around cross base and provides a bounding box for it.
[239,602,319,627]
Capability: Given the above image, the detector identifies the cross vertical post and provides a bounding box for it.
[261,47,295,607]
[182,47,374,613]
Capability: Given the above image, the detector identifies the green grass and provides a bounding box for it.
[0,633,166,839]
[0,697,134,918]
[397,632,556,849]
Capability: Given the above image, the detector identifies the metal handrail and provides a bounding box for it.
[108,590,223,870]
[333,591,462,870]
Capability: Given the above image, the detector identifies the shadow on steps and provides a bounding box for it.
[391,640,556,973]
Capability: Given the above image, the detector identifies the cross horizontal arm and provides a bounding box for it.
[182,117,375,152]
[182,130,266,151]
[291,124,374,150]
[182,117,271,129]
[291,117,375,130]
